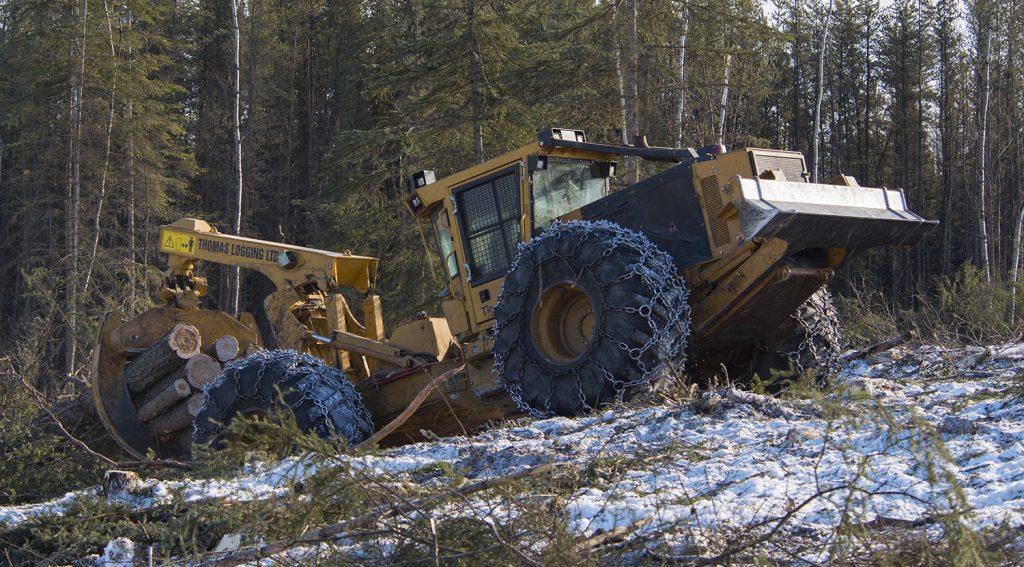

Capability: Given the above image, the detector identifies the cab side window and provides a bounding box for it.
[454,168,521,284]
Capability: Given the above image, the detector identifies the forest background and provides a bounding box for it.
[0,0,1021,393]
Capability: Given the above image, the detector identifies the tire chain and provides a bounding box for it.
[793,288,844,377]
[193,349,373,444]
[493,220,690,417]
[757,288,843,379]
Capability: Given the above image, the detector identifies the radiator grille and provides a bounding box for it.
[754,154,806,183]
[701,175,730,247]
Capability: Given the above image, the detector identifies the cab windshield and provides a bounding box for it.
[532,159,610,230]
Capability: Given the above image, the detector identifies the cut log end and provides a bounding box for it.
[215,335,240,362]
[168,323,202,358]
[183,353,223,390]
[245,346,264,358]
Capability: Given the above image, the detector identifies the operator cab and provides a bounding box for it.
[405,128,708,337]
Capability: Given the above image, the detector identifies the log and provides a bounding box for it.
[178,353,222,390]
[149,393,205,436]
[137,378,191,422]
[839,330,915,362]
[214,335,240,362]
[133,354,220,409]
[244,346,263,358]
[126,324,201,394]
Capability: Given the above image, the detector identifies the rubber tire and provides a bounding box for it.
[492,220,690,417]
[193,350,374,447]
[750,288,843,388]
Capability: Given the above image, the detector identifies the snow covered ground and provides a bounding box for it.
[3,342,1024,563]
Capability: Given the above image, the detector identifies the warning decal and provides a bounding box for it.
[160,230,196,255]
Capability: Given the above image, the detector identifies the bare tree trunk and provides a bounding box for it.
[812,0,833,183]
[978,32,993,283]
[467,0,483,163]
[863,0,872,184]
[625,0,639,182]
[282,30,298,239]
[65,87,75,385]
[717,54,732,146]
[246,0,258,227]
[1011,203,1024,324]
[229,0,243,315]
[937,3,953,274]
[675,7,688,149]
[84,0,118,296]
[792,0,802,150]
[67,0,89,382]
[127,11,136,306]
[612,3,628,144]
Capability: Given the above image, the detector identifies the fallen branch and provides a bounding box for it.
[21,377,194,471]
[198,461,560,567]
[686,483,851,566]
[353,364,465,451]
[116,458,194,471]
[21,377,117,467]
[576,517,651,552]
[840,331,915,362]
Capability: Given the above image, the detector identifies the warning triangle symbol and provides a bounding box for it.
[164,235,174,248]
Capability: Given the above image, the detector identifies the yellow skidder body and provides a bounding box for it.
[92,129,934,458]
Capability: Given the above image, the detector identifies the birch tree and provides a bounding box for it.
[229,0,243,315]
[812,0,834,182]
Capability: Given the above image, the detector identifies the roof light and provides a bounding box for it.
[541,128,587,144]
[407,170,436,192]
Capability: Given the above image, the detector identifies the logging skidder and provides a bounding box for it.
[87,128,935,459]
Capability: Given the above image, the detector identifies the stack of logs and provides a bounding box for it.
[124,323,260,453]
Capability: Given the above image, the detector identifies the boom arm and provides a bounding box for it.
[158,218,378,297]
[157,218,390,374]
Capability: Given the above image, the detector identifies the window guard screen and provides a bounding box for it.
[455,169,521,283]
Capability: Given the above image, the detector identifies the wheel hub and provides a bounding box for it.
[532,283,596,364]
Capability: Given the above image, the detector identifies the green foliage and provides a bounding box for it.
[0,329,106,506]
[837,263,1019,347]
[0,370,100,505]
[931,264,1016,343]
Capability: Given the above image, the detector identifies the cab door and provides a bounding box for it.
[451,164,524,326]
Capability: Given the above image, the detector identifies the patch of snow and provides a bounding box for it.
[4,341,1024,563]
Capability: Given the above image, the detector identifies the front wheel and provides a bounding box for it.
[492,220,690,417]
[193,350,374,447]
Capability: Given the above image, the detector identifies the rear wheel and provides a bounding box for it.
[749,288,843,388]
[492,220,690,416]
[193,350,373,447]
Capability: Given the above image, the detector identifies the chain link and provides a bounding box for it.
[788,288,844,377]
